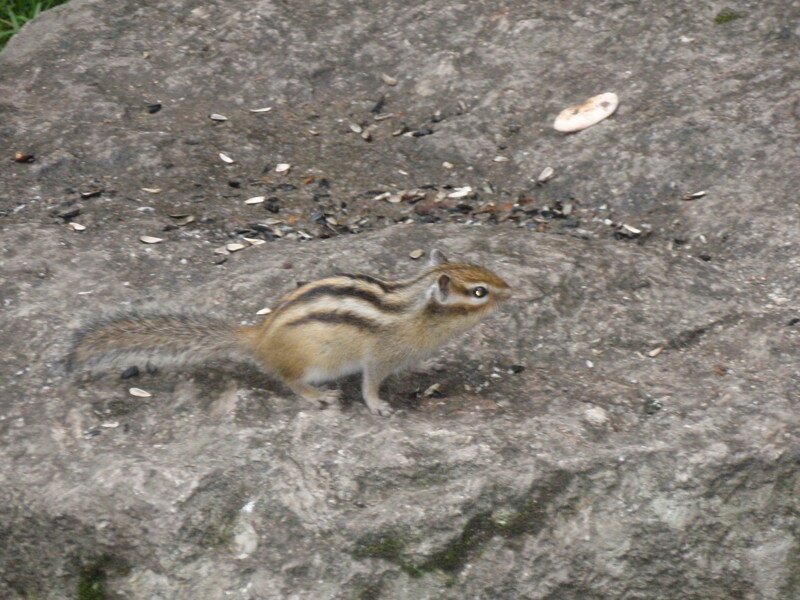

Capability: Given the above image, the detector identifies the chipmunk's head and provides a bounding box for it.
[423,249,512,317]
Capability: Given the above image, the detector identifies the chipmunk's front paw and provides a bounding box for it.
[412,357,448,375]
[318,389,341,407]
[367,398,394,417]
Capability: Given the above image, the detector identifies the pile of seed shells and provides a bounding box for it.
[37,84,707,261]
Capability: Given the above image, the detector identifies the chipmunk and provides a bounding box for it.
[68,249,511,416]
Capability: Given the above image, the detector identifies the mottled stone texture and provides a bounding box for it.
[0,1,798,598]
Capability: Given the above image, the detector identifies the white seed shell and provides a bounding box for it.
[129,387,152,398]
[245,196,265,205]
[423,383,441,397]
[139,236,163,244]
[249,107,273,113]
[493,156,509,163]
[68,222,86,231]
[409,249,424,259]
[447,186,473,199]
[687,190,707,199]
[219,152,235,164]
[210,114,228,121]
[349,123,363,133]
[226,243,246,252]
[648,347,664,357]
[554,92,619,133]
[141,187,162,194]
[243,237,265,246]
[256,307,273,315]
[381,73,398,86]
[275,163,291,173]
[537,166,555,182]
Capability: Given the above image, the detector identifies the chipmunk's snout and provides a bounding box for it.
[496,285,513,301]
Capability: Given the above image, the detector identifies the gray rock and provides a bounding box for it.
[0,1,798,599]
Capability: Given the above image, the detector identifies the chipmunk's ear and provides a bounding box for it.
[426,273,451,303]
[431,273,451,302]
[428,249,449,266]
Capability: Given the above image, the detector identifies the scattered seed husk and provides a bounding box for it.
[381,73,398,86]
[423,383,442,397]
[14,152,35,163]
[647,347,663,357]
[249,106,273,113]
[80,189,102,199]
[448,186,472,199]
[214,246,230,255]
[129,387,152,398]
[175,215,194,227]
[168,212,190,218]
[101,421,119,428]
[537,166,555,183]
[256,307,273,315]
[68,222,86,231]
[683,190,707,201]
[493,155,509,163]
[275,163,291,173]
[141,187,162,194]
[392,125,408,136]
[554,92,619,133]
[147,103,162,114]
[349,123,363,133]
[243,237,265,246]
[620,224,641,234]
[219,152,235,164]
[361,130,372,141]
[372,192,391,201]
[245,196,266,205]
[325,216,338,226]
[409,249,424,259]
[210,113,228,121]
[373,113,394,121]
[226,242,246,252]
[139,235,163,244]
[308,129,320,136]
[120,365,140,379]
[387,193,402,204]
[260,218,284,226]
[411,128,434,137]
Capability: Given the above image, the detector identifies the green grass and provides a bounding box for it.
[714,8,746,25]
[0,0,70,49]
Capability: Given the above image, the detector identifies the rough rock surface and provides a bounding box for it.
[0,1,798,599]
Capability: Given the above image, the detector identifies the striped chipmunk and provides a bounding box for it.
[68,249,512,416]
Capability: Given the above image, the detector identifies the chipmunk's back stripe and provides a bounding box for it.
[285,311,383,332]
[282,284,407,313]
[337,273,412,292]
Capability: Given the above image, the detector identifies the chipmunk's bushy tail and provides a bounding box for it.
[67,310,253,373]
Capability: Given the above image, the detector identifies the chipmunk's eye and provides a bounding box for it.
[472,286,488,298]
